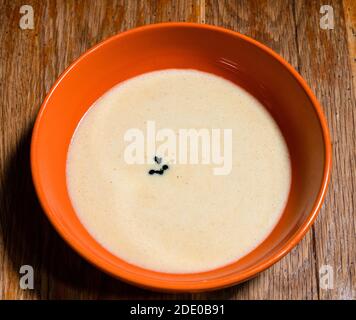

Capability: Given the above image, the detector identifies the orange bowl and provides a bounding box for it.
[31,23,331,292]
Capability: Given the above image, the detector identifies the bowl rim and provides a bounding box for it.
[31,22,332,292]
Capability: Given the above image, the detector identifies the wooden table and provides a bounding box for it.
[0,0,355,300]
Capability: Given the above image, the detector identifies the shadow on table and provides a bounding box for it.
[0,125,239,299]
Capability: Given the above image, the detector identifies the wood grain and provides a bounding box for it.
[0,0,354,300]
[293,0,355,300]
[343,0,356,92]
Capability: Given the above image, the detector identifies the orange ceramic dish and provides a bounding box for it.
[31,23,331,292]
